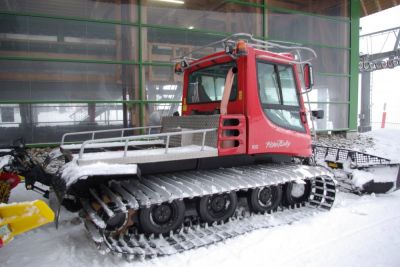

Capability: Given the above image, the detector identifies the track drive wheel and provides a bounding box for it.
[0,180,11,203]
[139,200,185,234]
[248,185,282,213]
[283,180,312,206]
[198,192,238,223]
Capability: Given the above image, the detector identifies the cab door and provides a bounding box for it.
[247,59,312,158]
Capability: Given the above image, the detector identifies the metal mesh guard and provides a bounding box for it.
[312,145,391,167]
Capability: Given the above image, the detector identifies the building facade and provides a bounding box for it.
[0,0,359,144]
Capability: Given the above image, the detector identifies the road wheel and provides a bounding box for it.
[284,180,312,205]
[248,185,282,213]
[198,192,237,223]
[139,200,185,234]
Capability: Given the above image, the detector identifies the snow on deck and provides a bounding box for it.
[61,162,138,187]
[75,145,218,165]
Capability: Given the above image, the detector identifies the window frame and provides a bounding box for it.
[186,61,238,105]
[256,59,306,133]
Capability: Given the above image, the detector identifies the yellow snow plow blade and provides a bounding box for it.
[0,200,54,247]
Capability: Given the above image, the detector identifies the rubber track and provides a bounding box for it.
[83,164,337,261]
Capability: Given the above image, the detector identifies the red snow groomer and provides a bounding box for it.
[48,34,337,260]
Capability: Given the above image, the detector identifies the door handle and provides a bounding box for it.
[300,111,307,124]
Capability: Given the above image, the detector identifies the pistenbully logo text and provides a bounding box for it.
[266,140,291,148]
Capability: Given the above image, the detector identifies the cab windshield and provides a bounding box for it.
[187,62,237,104]
[257,61,305,133]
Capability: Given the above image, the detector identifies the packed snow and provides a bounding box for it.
[362,129,400,162]
[1,129,400,267]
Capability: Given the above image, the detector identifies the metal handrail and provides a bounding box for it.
[61,126,162,145]
[173,33,317,65]
[78,128,217,159]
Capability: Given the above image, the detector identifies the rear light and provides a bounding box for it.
[174,59,189,74]
[236,40,248,56]
[174,62,183,74]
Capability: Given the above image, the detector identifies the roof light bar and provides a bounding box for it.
[172,33,318,70]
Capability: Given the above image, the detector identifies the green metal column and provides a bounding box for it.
[262,0,266,39]
[138,0,145,128]
[349,0,360,131]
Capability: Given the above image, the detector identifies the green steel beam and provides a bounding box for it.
[143,61,174,67]
[262,0,267,38]
[0,56,177,67]
[315,72,351,78]
[305,101,350,105]
[266,5,350,23]
[348,0,360,131]
[142,23,229,37]
[264,36,351,50]
[138,0,144,129]
[26,143,62,148]
[224,0,263,8]
[0,56,138,65]
[0,10,139,26]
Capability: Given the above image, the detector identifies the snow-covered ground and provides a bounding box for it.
[1,129,400,267]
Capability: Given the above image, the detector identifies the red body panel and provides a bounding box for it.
[181,47,312,158]
[217,115,247,156]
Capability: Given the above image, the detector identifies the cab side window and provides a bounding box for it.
[257,61,305,133]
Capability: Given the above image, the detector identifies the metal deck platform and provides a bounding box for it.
[75,144,217,166]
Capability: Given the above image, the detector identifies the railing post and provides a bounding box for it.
[201,132,206,151]
[124,139,129,157]
[91,132,95,140]
[79,143,86,159]
[165,135,170,154]
[61,134,66,146]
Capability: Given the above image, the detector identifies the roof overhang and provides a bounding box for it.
[361,0,400,17]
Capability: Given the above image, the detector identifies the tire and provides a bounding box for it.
[198,192,238,223]
[283,180,312,206]
[0,180,11,203]
[139,200,185,234]
[248,185,282,213]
